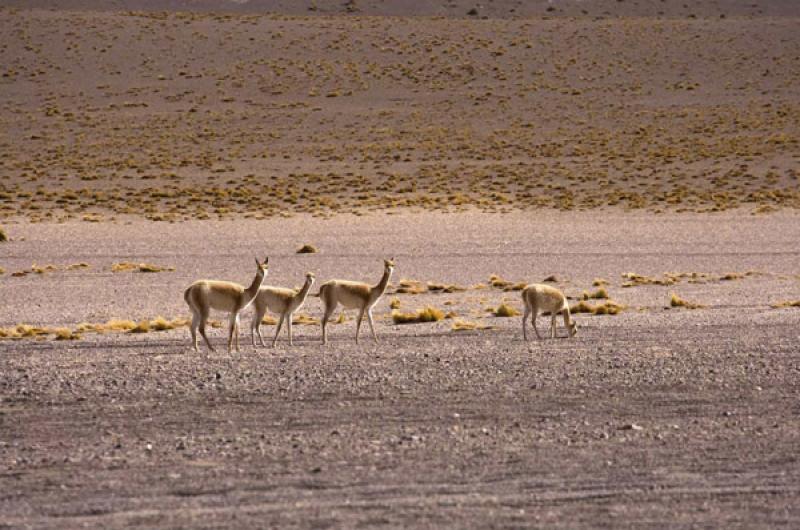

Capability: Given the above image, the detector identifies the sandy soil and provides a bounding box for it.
[2,212,800,528]
[1,4,799,221]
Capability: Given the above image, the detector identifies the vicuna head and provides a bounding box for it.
[384,258,395,272]
[568,319,579,337]
[255,256,269,278]
[306,271,316,282]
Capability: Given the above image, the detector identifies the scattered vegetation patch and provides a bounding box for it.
[292,313,319,325]
[395,279,428,294]
[427,282,467,293]
[493,303,521,317]
[542,275,559,283]
[570,300,625,315]
[581,287,609,300]
[0,227,7,242]
[451,319,492,331]
[54,327,80,340]
[297,244,318,254]
[592,278,609,286]
[112,262,174,273]
[392,306,445,324]
[389,298,401,309]
[67,262,90,270]
[669,293,706,309]
[622,272,676,287]
[771,300,800,309]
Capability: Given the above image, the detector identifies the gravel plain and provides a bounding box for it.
[2,211,800,528]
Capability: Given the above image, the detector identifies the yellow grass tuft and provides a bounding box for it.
[0,226,7,242]
[292,313,319,325]
[669,293,706,309]
[67,262,90,270]
[770,300,800,309]
[582,287,609,300]
[451,319,492,331]
[112,262,174,273]
[392,306,445,324]
[395,279,428,294]
[389,298,401,309]
[296,244,318,254]
[570,300,625,315]
[130,320,151,333]
[493,303,521,317]
[54,327,80,340]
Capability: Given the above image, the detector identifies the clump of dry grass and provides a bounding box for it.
[451,319,492,331]
[582,287,609,300]
[770,300,800,309]
[130,320,151,333]
[669,293,706,309]
[389,298,401,309]
[489,274,512,289]
[297,244,318,254]
[622,272,676,287]
[66,262,90,270]
[0,226,7,242]
[392,306,445,324]
[427,282,467,293]
[292,313,319,325]
[493,303,521,317]
[31,263,57,274]
[592,278,609,286]
[570,300,625,315]
[542,275,558,283]
[395,279,428,294]
[112,262,174,273]
[54,327,80,340]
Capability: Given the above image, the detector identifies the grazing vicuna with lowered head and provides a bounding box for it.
[521,283,578,340]
[317,258,395,344]
[184,257,269,353]
[251,271,316,348]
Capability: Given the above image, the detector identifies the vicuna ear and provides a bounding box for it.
[264,256,269,265]
[255,257,260,267]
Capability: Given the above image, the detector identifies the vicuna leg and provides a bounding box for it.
[228,313,238,353]
[562,308,571,338]
[273,314,285,347]
[550,313,557,339]
[522,305,530,341]
[288,313,294,346]
[190,309,200,352]
[321,299,336,345]
[367,308,378,343]
[199,314,215,353]
[531,305,542,340]
[355,308,365,344]
[251,305,265,348]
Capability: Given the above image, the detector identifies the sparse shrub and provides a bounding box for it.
[392,306,445,324]
[493,303,520,317]
[570,300,625,315]
[67,262,90,270]
[395,279,428,294]
[542,275,558,283]
[293,313,319,325]
[451,319,491,331]
[389,298,401,309]
[770,300,800,309]
[489,274,513,289]
[592,278,609,286]
[130,320,151,333]
[297,244,318,254]
[112,262,173,273]
[582,287,609,300]
[54,327,80,340]
[0,227,7,242]
[669,293,705,309]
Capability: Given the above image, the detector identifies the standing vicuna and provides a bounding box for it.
[184,257,269,353]
[317,258,395,344]
[251,272,316,348]
[521,283,579,340]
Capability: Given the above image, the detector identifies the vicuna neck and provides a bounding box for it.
[297,277,314,299]
[244,271,265,300]
[373,267,392,297]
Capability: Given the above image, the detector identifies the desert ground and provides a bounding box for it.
[1,0,800,528]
